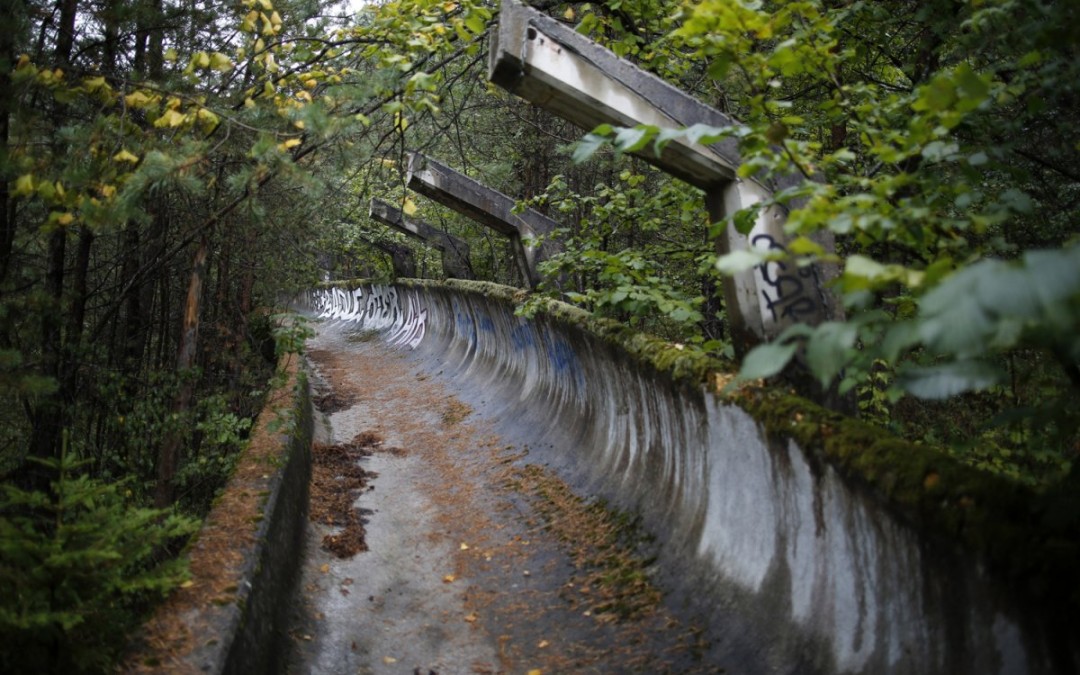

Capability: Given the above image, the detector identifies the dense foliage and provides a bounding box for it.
[573,0,1080,482]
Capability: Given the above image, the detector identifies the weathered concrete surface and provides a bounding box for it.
[297,281,1079,675]
[406,152,561,289]
[369,198,474,279]
[285,323,726,673]
[490,0,739,190]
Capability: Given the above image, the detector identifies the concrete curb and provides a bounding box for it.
[125,355,313,674]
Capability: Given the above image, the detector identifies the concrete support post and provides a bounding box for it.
[369,198,474,280]
[357,234,416,279]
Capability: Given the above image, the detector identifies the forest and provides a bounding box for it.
[0,0,1077,670]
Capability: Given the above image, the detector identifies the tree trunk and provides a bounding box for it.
[154,233,210,508]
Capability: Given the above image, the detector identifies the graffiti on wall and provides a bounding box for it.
[751,233,823,324]
[309,285,427,349]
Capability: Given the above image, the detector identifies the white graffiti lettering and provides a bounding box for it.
[306,285,427,349]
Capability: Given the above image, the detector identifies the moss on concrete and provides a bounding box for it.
[731,386,1080,608]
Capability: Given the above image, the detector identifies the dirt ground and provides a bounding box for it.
[283,320,726,674]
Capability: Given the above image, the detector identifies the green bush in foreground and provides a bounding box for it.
[0,450,197,673]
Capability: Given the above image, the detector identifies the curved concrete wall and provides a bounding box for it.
[300,281,1076,675]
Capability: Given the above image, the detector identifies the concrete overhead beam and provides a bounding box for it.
[406,151,561,289]
[369,199,474,280]
[489,0,744,191]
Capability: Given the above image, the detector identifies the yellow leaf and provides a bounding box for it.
[269,11,282,26]
[164,48,178,62]
[100,184,117,198]
[83,76,107,92]
[463,613,477,623]
[16,54,30,69]
[277,138,301,151]
[402,197,418,216]
[125,90,156,108]
[14,174,34,197]
[527,670,543,675]
[293,119,304,130]
[153,109,188,128]
[113,149,140,163]
[210,52,233,71]
[459,542,469,550]
[537,640,549,648]
[382,656,397,664]
[180,580,195,588]
[245,97,256,108]
[442,574,455,583]
[563,6,575,20]
[56,212,75,226]
[257,0,273,9]
[319,564,329,573]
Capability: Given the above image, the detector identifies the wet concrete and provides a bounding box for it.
[284,320,721,674]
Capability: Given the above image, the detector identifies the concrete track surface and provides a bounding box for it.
[284,320,723,674]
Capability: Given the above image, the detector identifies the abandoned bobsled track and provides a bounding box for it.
[285,322,720,673]
[283,279,1079,675]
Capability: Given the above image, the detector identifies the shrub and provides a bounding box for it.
[0,450,197,673]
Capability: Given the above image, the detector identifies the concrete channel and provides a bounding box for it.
[286,281,1078,675]
[284,320,725,673]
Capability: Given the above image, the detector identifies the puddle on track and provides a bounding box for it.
[283,320,724,674]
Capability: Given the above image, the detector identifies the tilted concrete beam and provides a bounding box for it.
[369,199,474,280]
[406,151,561,289]
[490,0,743,191]
[488,0,837,351]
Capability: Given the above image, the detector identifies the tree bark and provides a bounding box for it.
[155,233,210,508]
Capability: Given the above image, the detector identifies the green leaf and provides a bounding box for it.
[733,207,759,235]
[897,360,1002,399]
[613,125,653,154]
[739,341,799,380]
[805,322,857,387]
[573,133,608,163]
[715,249,767,275]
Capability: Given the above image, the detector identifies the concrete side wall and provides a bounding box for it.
[300,282,1076,675]
[126,356,313,674]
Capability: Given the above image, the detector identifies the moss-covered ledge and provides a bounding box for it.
[734,387,1080,610]
[123,354,313,674]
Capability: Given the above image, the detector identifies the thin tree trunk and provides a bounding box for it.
[155,233,210,507]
